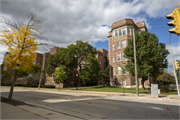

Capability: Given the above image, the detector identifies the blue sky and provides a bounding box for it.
[0,0,180,72]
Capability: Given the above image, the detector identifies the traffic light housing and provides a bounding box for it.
[175,62,180,69]
[166,3,180,36]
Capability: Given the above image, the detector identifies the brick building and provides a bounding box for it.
[108,18,150,88]
[45,47,109,88]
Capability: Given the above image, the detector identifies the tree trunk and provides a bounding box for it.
[59,82,60,91]
[8,70,18,99]
[76,75,79,90]
[141,79,145,90]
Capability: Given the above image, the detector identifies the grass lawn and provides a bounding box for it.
[60,86,178,95]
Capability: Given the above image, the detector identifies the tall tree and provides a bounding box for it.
[99,66,109,84]
[46,47,77,77]
[124,31,169,89]
[0,13,48,99]
[67,40,98,89]
[79,53,101,85]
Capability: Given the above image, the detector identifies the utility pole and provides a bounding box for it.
[133,28,139,96]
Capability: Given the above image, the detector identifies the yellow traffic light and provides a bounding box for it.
[166,5,180,35]
[175,62,180,69]
[173,70,175,76]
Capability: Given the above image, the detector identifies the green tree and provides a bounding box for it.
[67,40,98,89]
[79,53,101,86]
[17,64,41,77]
[54,65,69,91]
[46,47,77,77]
[99,66,109,84]
[124,31,169,90]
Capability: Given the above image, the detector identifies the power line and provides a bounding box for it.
[138,0,153,22]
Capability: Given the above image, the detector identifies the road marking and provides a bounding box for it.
[151,106,163,110]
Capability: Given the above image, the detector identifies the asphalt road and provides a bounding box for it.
[1,87,180,119]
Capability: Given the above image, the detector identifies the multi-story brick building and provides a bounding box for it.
[45,47,109,87]
[108,18,150,88]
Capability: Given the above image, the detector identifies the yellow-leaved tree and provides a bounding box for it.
[0,13,49,99]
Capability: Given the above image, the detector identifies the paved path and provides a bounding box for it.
[1,86,180,119]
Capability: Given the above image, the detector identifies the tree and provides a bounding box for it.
[118,63,130,95]
[1,69,13,84]
[67,40,98,89]
[46,47,77,77]
[17,64,41,77]
[0,13,48,99]
[79,53,101,86]
[99,66,109,85]
[124,31,169,90]
[157,70,175,87]
[54,65,69,91]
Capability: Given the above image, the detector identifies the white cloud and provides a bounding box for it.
[166,40,180,73]
[0,0,179,64]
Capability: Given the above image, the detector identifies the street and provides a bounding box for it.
[1,87,180,119]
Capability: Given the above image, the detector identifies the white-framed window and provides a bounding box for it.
[122,28,126,35]
[117,53,121,61]
[127,28,131,35]
[119,29,122,36]
[114,67,116,75]
[124,69,128,75]
[113,43,114,51]
[132,80,136,85]
[116,41,120,49]
[115,30,118,37]
[118,66,122,75]
[113,31,115,38]
[122,40,126,48]
[113,55,115,63]
[122,53,127,61]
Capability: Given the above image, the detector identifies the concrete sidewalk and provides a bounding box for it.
[2,86,180,101]
[1,101,81,119]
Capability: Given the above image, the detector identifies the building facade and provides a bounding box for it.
[108,19,150,88]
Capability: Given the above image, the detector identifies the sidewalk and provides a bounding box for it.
[2,86,180,101]
[1,98,81,120]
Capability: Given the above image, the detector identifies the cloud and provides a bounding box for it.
[0,0,179,63]
[166,40,180,73]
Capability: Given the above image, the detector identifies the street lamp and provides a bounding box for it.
[76,74,78,90]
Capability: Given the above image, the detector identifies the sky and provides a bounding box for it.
[0,0,180,73]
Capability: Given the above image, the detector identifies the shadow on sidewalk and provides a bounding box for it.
[1,96,35,107]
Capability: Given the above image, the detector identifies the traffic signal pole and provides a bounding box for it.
[169,33,180,97]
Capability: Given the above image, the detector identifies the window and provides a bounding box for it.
[124,69,128,75]
[117,53,121,61]
[122,40,126,48]
[122,53,127,61]
[113,31,115,38]
[118,66,122,75]
[127,28,131,35]
[38,57,41,61]
[132,80,136,85]
[114,67,116,75]
[122,28,126,35]
[99,55,101,60]
[119,29,122,36]
[116,41,120,49]
[113,55,115,62]
[113,43,114,51]
[52,81,54,86]
[115,30,118,37]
